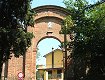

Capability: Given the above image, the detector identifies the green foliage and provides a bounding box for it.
[0,0,35,78]
[36,47,41,61]
[12,28,34,57]
[60,15,73,34]
[0,28,34,58]
[63,0,105,80]
[0,0,35,29]
[0,0,35,59]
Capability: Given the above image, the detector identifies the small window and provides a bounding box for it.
[48,70,52,79]
[57,70,62,78]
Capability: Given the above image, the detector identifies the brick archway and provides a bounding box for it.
[6,5,70,80]
[36,36,62,46]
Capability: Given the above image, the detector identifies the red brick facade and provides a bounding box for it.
[2,5,70,80]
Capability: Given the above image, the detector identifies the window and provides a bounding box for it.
[57,70,62,78]
[48,70,52,79]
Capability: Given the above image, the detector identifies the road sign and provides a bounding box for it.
[18,72,24,78]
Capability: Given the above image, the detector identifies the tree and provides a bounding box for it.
[0,0,34,79]
[63,0,105,80]
[36,47,41,60]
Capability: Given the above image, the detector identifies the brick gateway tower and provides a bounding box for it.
[2,5,70,80]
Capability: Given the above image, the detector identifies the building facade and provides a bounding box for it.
[37,49,64,80]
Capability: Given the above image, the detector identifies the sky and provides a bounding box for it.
[31,0,65,8]
[37,38,60,65]
[31,0,99,8]
[31,0,99,65]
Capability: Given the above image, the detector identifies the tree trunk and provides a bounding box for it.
[0,49,4,79]
[4,60,8,80]
[0,58,3,79]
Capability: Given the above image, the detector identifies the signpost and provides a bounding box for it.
[18,72,24,80]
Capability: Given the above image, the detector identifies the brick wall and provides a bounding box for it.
[2,5,70,80]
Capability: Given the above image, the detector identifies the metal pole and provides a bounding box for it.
[52,47,54,68]
[64,25,67,80]
[23,53,26,78]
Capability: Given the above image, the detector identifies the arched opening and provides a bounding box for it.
[36,37,61,65]
[36,38,65,80]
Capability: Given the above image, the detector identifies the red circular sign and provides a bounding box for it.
[18,72,24,78]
